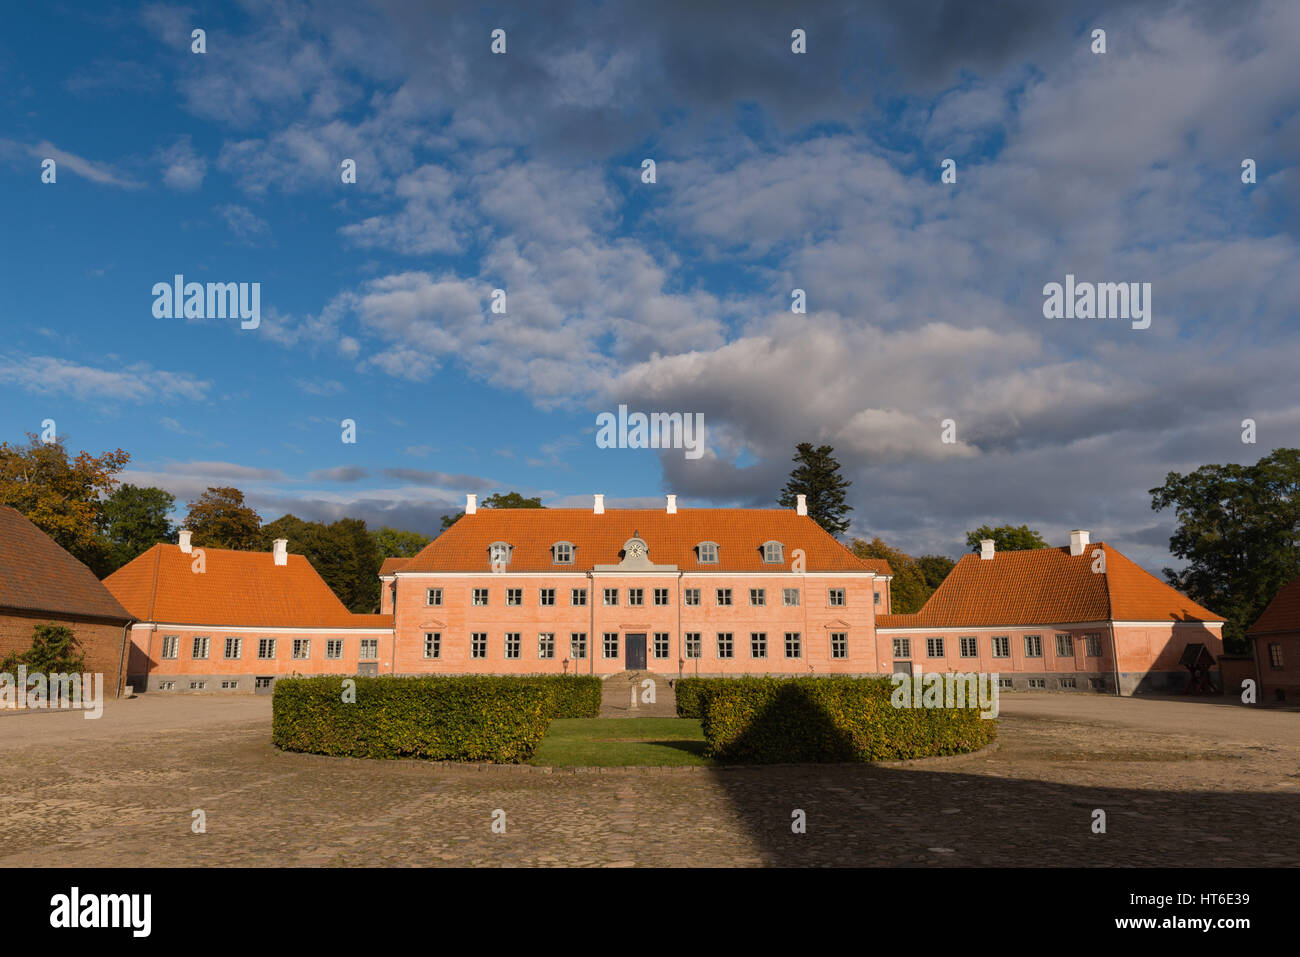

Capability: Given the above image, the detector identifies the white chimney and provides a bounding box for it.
[466,493,477,515]
[273,538,288,566]
[593,493,605,515]
[796,494,807,516]
[178,529,192,554]
[666,494,677,514]
[1069,529,1090,557]
[980,539,995,561]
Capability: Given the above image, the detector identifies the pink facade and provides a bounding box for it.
[391,571,880,677]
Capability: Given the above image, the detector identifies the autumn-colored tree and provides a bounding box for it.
[852,538,927,614]
[185,487,263,550]
[0,433,129,576]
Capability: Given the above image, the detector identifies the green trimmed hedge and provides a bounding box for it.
[272,675,598,762]
[675,677,730,719]
[697,676,996,763]
[520,674,602,718]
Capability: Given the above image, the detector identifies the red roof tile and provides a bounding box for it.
[0,506,132,622]
[104,543,392,630]
[877,543,1220,629]
[401,508,889,575]
[379,557,410,576]
[1247,576,1300,635]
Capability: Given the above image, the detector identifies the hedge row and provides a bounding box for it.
[272,674,601,762]
[692,676,996,763]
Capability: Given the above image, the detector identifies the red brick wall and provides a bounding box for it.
[0,611,129,696]
[1254,633,1300,702]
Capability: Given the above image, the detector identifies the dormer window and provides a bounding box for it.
[488,542,513,568]
[697,541,719,564]
[762,541,784,564]
[552,542,574,564]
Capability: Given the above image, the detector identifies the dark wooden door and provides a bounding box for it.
[626,633,646,670]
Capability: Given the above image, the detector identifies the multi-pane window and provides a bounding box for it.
[424,633,441,659]
[653,633,670,659]
[874,592,881,606]
[926,637,944,658]
[553,542,573,564]
[489,542,511,567]
[161,635,179,659]
[192,637,210,660]
[224,637,242,659]
[603,633,619,659]
[1085,634,1102,657]
[685,633,702,658]
[716,633,734,658]
[750,632,767,658]
[538,633,555,659]
[628,588,644,606]
[959,636,978,658]
[749,588,766,607]
[763,541,783,564]
[326,639,343,659]
[1269,643,1285,668]
[505,633,521,659]
[471,633,487,658]
[1024,635,1043,658]
[716,588,733,606]
[539,588,556,606]
[603,588,619,606]
[830,632,848,659]
[785,632,801,658]
[571,587,588,606]
[258,638,276,660]
[360,639,378,660]
[783,588,800,607]
[653,588,670,606]
[570,633,587,659]
[292,639,311,660]
[506,588,523,606]
[828,588,846,607]
[426,588,442,606]
[1055,633,1074,657]
[698,542,719,563]
[684,588,701,606]
[992,636,1010,658]
[473,588,489,606]
[893,637,911,658]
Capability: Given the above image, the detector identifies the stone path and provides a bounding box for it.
[1,693,1297,866]
[597,671,677,717]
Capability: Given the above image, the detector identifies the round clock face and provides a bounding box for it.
[627,540,647,559]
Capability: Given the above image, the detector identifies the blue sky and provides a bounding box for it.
[2,0,1298,573]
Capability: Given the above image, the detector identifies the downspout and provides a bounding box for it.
[116,618,135,698]
[1109,622,1121,697]
[677,570,683,682]
[587,570,594,675]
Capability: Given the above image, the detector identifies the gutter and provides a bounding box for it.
[587,570,594,675]
[116,618,136,698]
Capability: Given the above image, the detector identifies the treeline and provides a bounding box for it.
[0,434,432,613]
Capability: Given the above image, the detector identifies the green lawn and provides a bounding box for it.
[530,717,713,767]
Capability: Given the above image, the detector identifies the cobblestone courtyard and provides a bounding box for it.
[2,693,1298,867]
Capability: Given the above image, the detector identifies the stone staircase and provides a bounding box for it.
[598,671,678,718]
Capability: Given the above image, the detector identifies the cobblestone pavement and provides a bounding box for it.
[1,693,1297,866]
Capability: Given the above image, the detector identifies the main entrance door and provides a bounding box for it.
[626,633,647,670]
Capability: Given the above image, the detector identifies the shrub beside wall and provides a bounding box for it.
[273,676,559,762]
[698,676,996,763]
[675,677,730,719]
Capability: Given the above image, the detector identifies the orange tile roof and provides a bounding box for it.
[0,506,132,622]
[401,508,890,575]
[379,557,410,576]
[877,543,1221,629]
[104,544,393,630]
[1248,576,1300,635]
